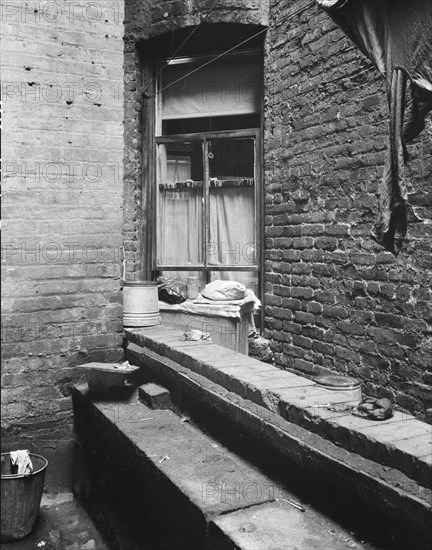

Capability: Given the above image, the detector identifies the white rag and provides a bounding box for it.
[10,450,33,475]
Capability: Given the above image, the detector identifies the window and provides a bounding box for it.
[153,50,263,299]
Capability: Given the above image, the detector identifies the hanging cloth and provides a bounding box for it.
[316,0,432,255]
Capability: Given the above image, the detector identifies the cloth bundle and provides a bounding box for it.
[352,397,394,421]
[201,280,247,301]
[179,329,212,342]
[10,450,33,475]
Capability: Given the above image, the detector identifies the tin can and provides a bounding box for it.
[186,277,199,300]
[314,375,362,403]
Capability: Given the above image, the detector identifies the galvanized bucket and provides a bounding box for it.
[1,453,48,542]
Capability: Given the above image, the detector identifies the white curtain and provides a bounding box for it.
[158,187,255,265]
[158,143,202,266]
[157,147,257,292]
[158,189,202,265]
[158,144,192,184]
[208,187,255,265]
[162,53,261,120]
[209,186,257,290]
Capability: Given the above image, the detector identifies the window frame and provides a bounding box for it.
[146,49,265,328]
[153,128,262,281]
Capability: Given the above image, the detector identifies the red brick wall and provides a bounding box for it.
[1,0,125,482]
[264,0,432,421]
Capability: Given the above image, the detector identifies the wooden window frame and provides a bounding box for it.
[142,49,265,329]
[153,129,262,285]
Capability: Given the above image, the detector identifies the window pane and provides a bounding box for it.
[157,141,203,266]
[208,138,256,268]
[162,114,260,135]
[159,271,207,294]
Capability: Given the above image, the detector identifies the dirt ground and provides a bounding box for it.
[1,493,107,550]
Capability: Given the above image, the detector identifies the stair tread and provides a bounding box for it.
[77,385,274,516]
[73,385,380,549]
[211,501,362,550]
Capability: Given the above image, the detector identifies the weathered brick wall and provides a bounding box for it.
[264,0,432,421]
[124,0,269,279]
[1,0,125,484]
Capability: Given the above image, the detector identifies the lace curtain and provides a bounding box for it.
[158,185,256,290]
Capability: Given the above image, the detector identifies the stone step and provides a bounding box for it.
[72,385,377,550]
[138,382,173,410]
[124,340,431,539]
[209,501,356,550]
[125,325,432,489]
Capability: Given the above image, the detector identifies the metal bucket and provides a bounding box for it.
[1,453,48,542]
[123,280,161,327]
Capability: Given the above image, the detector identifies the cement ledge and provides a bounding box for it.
[125,326,432,490]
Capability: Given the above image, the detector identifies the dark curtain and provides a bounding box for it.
[316,0,432,255]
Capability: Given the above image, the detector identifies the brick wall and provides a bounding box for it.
[123,0,431,421]
[1,0,125,485]
[264,0,432,421]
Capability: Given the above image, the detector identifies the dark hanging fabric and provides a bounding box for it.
[316,0,432,255]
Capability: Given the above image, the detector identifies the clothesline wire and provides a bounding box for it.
[147,27,268,98]
[143,0,316,100]
[142,0,223,97]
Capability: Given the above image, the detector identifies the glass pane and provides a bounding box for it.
[157,141,203,266]
[208,138,256,268]
[162,114,260,135]
[159,270,206,296]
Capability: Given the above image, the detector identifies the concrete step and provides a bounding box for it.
[125,326,432,490]
[123,339,431,548]
[72,385,378,550]
[210,501,360,550]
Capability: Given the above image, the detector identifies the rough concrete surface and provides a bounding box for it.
[73,385,386,550]
[210,501,368,550]
[1,494,107,550]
